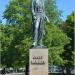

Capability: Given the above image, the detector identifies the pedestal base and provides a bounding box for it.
[29,48,48,75]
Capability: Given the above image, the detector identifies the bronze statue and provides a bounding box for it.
[31,0,49,47]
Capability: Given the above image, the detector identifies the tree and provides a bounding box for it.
[45,0,62,25]
[44,24,69,66]
[3,0,31,28]
[2,0,32,68]
[0,24,32,68]
[0,24,14,67]
[3,0,62,26]
[60,11,75,73]
[2,0,69,69]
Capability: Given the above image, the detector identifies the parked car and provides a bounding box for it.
[48,65,63,73]
[71,68,75,74]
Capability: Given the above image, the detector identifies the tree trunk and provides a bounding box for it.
[25,64,29,75]
[66,67,71,74]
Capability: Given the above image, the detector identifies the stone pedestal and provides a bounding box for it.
[29,48,48,75]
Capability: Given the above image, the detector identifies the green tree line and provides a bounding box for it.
[0,0,74,74]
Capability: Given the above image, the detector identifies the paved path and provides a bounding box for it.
[0,73,25,75]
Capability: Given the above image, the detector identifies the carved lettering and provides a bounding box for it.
[31,56,45,65]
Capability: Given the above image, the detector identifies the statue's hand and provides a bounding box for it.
[43,30,45,36]
[33,15,36,19]
[46,16,50,23]
[44,14,50,23]
[47,18,50,23]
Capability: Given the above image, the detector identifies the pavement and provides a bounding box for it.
[0,73,25,75]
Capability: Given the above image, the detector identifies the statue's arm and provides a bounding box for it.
[32,0,35,16]
[44,11,50,22]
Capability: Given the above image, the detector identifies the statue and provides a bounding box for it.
[31,0,49,48]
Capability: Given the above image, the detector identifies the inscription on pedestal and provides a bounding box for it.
[31,56,45,65]
[29,48,48,75]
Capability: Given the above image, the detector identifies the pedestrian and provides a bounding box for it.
[1,68,6,75]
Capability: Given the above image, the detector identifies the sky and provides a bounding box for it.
[0,0,74,23]
[56,0,74,20]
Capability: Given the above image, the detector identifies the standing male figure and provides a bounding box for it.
[31,0,49,47]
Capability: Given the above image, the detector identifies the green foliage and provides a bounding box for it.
[2,0,32,68]
[44,25,69,66]
[45,0,62,25]
[61,11,75,68]
[0,25,14,67]
[1,0,70,68]
[3,0,62,25]
[1,24,69,67]
[1,24,32,67]
[3,0,31,26]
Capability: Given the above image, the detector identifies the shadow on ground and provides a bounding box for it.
[49,73,74,75]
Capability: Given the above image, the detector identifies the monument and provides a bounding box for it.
[29,0,49,75]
